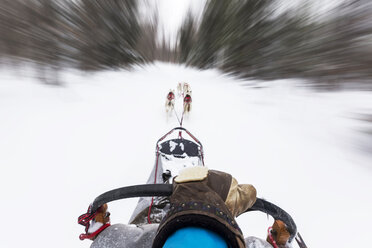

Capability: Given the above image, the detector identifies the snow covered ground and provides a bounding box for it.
[1,63,371,248]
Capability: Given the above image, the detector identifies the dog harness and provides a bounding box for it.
[184,95,192,104]
[167,92,175,101]
[267,226,279,248]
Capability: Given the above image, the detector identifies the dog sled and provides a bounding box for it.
[129,127,204,225]
[79,127,307,248]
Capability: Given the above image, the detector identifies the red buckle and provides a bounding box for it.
[79,223,111,240]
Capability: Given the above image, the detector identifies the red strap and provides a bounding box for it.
[78,204,97,233]
[79,223,111,240]
[78,211,97,226]
[147,197,155,224]
[268,226,279,248]
[147,148,161,224]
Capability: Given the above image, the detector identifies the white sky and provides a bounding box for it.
[154,0,206,45]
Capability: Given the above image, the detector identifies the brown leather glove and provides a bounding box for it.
[267,220,290,247]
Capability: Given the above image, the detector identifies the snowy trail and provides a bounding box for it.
[1,63,371,248]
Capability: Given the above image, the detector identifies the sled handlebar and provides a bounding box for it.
[91,184,297,242]
[91,184,172,212]
[156,127,203,148]
[156,127,186,144]
[245,198,297,242]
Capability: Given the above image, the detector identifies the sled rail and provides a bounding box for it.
[91,184,297,241]
[156,127,205,165]
[246,198,297,242]
[91,184,173,213]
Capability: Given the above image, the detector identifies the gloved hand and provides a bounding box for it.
[267,220,290,247]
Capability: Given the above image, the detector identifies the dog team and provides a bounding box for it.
[165,82,192,115]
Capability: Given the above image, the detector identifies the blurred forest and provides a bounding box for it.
[1,0,372,86]
[177,0,372,86]
[0,0,170,84]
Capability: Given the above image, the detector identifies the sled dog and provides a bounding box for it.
[183,90,192,114]
[177,82,183,97]
[177,82,192,98]
[165,89,175,114]
[183,82,191,95]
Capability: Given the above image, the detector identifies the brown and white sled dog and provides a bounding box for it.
[183,90,192,115]
[183,82,191,96]
[177,82,192,98]
[165,89,175,115]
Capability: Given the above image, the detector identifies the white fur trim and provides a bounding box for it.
[174,166,208,183]
[88,220,103,233]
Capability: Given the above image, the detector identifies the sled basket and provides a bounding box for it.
[156,127,204,165]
